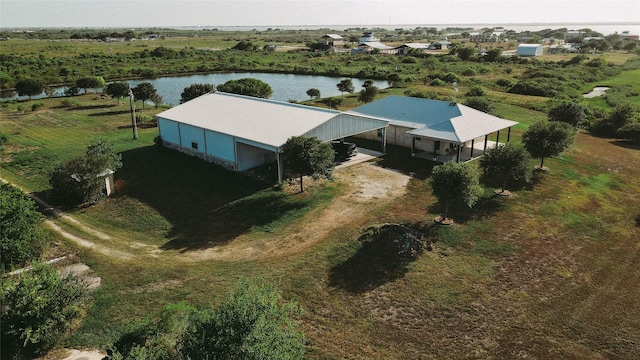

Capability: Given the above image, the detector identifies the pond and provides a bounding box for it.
[1,73,389,105]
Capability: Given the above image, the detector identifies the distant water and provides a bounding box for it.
[177,23,640,36]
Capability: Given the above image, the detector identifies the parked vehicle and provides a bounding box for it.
[331,140,358,161]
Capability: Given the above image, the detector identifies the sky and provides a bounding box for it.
[1,0,639,29]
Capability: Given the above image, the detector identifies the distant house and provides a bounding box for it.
[349,96,518,163]
[548,44,579,54]
[517,44,543,57]
[321,34,345,49]
[395,43,431,55]
[470,32,500,43]
[429,41,451,50]
[352,41,396,54]
[360,32,379,43]
[619,31,639,40]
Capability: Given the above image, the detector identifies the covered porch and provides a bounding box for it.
[411,127,513,163]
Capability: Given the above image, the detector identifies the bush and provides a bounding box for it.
[617,122,640,143]
[466,85,486,97]
[136,113,155,125]
[429,78,446,87]
[0,183,48,271]
[31,103,44,111]
[1,262,88,358]
[464,97,493,113]
[401,56,418,64]
[462,68,477,76]
[60,98,81,108]
[495,78,514,88]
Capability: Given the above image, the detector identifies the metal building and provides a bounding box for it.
[156,92,388,181]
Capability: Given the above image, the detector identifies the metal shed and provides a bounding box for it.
[517,44,543,56]
[156,92,388,181]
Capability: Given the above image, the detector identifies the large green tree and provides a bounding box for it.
[0,183,48,271]
[306,88,320,100]
[217,78,272,99]
[548,101,586,128]
[75,76,103,94]
[283,136,334,193]
[181,277,305,360]
[522,121,575,169]
[180,83,214,103]
[1,262,88,358]
[358,84,378,104]
[15,78,44,100]
[49,139,122,204]
[132,82,158,109]
[336,79,355,98]
[429,161,483,222]
[480,143,531,193]
[105,82,130,104]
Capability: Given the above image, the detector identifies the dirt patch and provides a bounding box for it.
[181,162,411,261]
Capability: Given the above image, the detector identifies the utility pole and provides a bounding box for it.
[129,85,138,140]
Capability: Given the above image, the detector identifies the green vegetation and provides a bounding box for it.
[429,161,483,220]
[1,262,89,358]
[282,136,335,192]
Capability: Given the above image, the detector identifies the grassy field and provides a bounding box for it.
[2,75,640,358]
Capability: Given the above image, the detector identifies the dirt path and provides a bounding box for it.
[180,162,411,261]
[2,162,410,262]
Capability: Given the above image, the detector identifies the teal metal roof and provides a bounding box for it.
[350,95,517,143]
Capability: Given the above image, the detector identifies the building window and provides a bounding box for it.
[377,128,383,137]
[191,142,198,150]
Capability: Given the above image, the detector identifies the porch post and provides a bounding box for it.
[496,130,500,147]
[507,127,511,142]
[411,137,416,157]
[483,134,488,152]
[470,139,475,158]
[276,151,283,182]
[381,127,387,154]
[456,144,461,162]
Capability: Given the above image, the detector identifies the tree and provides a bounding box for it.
[429,161,482,222]
[1,262,87,358]
[181,277,305,360]
[132,82,158,109]
[50,139,122,204]
[75,76,102,94]
[336,79,355,98]
[105,82,130,104]
[306,88,320,100]
[180,83,214,103]
[15,78,44,100]
[322,97,343,109]
[480,143,531,193]
[150,92,163,109]
[485,48,503,62]
[282,136,334,193]
[456,46,476,60]
[0,183,48,271]
[358,85,378,104]
[217,78,272,99]
[548,102,586,128]
[522,121,575,169]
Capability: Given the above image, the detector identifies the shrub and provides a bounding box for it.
[464,97,493,113]
[1,262,88,358]
[466,85,486,97]
[462,68,477,76]
[31,103,44,111]
[430,78,446,87]
[401,56,418,64]
[0,183,48,271]
[136,113,155,125]
[60,98,81,108]
[495,78,514,88]
[617,122,640,143]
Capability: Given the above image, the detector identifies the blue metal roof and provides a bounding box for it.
[350,96,461,128]
[349,95,518,143]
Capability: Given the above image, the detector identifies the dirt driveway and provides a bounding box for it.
[182,161,411,261]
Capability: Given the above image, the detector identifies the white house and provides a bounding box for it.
[155,92,388,181]
[517,44,543,56]
[349,96,518,163]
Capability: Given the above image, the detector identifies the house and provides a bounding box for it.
[395,43,431,55]
[348,96,518,163]
[155,92,388,181]
[619,31,639,40]
[429,41,451,50]
[470,32,500,43]
[352,42,396,54]
[360,32,379,42]
[321,34,345,48]
[516,44,543,56]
